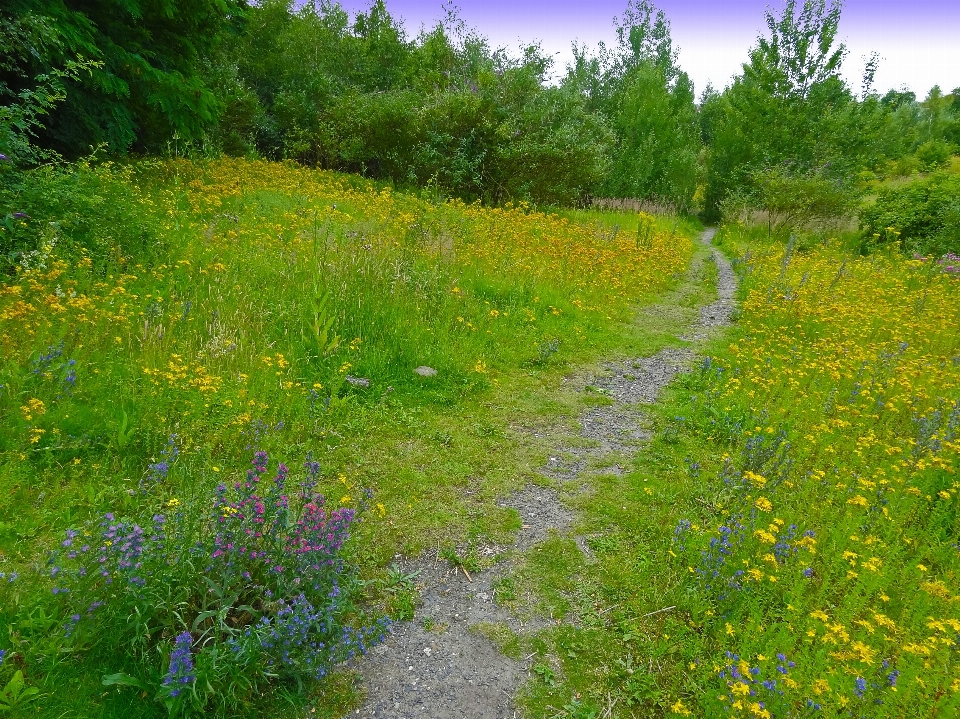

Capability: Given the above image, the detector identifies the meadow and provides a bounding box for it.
[1,158,959,719]
[682,227,960,716]
[497,224,960,718]
[3,0,959,715]
[0,157,693,716]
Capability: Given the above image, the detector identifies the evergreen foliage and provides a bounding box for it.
[1,1,247,156]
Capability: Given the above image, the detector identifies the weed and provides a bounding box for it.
[532,663,556,687]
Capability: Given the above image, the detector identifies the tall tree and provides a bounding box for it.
[1,0,247,156]
[704,0,861,220]
[612,0,679,82]
[562,0,701,208]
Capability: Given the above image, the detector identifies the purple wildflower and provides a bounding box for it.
[253,451,268,473]
[144,434,180,487]
[64,613,82,637]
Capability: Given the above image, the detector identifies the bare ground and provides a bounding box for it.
[353,228,734,718]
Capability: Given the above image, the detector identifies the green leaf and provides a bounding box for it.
[200,574,224,599]
[102,672,150,691]
[0,671,39,708]
[192,610,220,630]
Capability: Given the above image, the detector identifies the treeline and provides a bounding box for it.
[2,0,959,216]
[0,0,700,207]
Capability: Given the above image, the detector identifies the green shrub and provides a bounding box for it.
[914,139,953,172]
[893,153,922,177]
[746,163,859,234]
[860,172,960,256]
[0,160,167,273]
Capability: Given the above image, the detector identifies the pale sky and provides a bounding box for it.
[335,0,960,98]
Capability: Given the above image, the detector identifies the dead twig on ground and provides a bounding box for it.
[641,605,675,618]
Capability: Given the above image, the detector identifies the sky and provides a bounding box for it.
[334,0,960,98]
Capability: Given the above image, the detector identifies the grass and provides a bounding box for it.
[0,157,695,717]
[494,223,960,718]
[7,154,956,718]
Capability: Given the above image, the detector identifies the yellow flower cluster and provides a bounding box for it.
[691,235,960,716]
[1,158,691,538]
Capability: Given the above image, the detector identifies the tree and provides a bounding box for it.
[2,0,247,156]
[612,0,679,82]
[0,13,95,166]
[562,0,701,208]
[603,62,699,208]
[743,0,845,100]
[704,0,862,220]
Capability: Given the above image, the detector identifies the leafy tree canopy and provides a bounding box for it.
[703,0,861,220]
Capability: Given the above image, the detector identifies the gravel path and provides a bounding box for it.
[354,228,734,717]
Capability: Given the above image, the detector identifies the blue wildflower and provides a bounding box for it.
[163,632,196,697]
[143,434,180,487]
[854,676,867,698]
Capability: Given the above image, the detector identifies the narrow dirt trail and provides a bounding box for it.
[355,228,735,718]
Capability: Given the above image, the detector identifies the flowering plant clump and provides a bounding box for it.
[163,632,196,697]
[46,452,388,714]
[662,228,960,717]
[939,252,960,275]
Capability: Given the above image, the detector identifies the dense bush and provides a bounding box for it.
[1,160,168,274]
[721,162,861,234]
[860,172,960,256]
[914,139,954,172]
[222,0,620,206]
[302,67,613,206]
